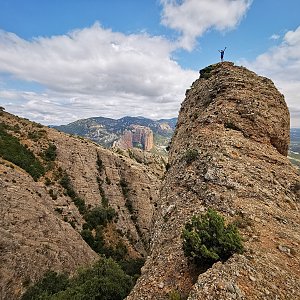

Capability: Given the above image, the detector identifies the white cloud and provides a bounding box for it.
[160,0,252,50]
[0,23,198,124]
[243,26,300,128]
[270,34,280,40]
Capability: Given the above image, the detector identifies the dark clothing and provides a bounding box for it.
[219,48,226,62]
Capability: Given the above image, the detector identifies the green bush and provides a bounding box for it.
[125,199,134,214]
[27,130,46,141]
[120,178,135,214]
[120,178,130,200]
[0,123,45,180]
[59,172,87,215]
[168,290,182,300]
[118,257,145,278]
[97,176,109,207]
[96,153,103,172]
[93,227,110,255]
[182,209,244,266]
[84,206,116,229]
[199,65,215,79]
[21,271,69,300]
[81,226,127,262]
[119,179,134,214]
[59,173,72,190]
[43,143,57,161]
[73,197,87,214]
[183,149,199,164]
[81,229,95,247]
[56,258,133,300]
[21,258,133,300]
[110,241,128,261]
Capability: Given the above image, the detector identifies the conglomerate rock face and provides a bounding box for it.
[127,62,300,299]
[0,167,99,299]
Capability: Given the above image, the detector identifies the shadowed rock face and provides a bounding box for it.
[127,63,300,299]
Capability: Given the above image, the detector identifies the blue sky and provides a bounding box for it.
[0,0,299,127]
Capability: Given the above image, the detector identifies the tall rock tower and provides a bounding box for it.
[127,62,300,299]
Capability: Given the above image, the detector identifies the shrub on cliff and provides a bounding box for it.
[0,123,45,180]
[59,172,87,214]
[53,258,133,300]
[43,143,57,161]
[182,209,244,266]
[21,258,133,300]
[84,206,117,229]
[199,65,215,79]
[183,149,199,164]
[21,271,69,300]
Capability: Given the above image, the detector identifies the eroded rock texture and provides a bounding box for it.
[127,62,300,299]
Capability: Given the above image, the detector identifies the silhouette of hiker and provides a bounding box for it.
[218,47,227,62]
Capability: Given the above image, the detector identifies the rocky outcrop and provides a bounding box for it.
[115,147,167,180]
[117,129,134,149]
[132,125,154,151]
[116,125,154,151]
[0,165,98,299]
[0,111,162,299]
[127,62,300,299]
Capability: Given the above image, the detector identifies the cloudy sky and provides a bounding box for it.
[0,0,299,127]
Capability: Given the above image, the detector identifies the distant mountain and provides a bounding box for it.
[54,116,177,153]
[290,128,300,143]
[289,128,300,167]
[290,128,300,153]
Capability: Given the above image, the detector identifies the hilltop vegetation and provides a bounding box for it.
[0,122,45,180]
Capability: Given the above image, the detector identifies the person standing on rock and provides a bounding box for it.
[218,47,227,62]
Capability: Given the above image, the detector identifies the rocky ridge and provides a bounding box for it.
[127,62,300,299]
[0,111,163,299]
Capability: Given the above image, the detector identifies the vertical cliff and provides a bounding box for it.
[127,62,300,299]
[116,125,154,151]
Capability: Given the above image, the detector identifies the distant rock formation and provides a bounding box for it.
[127,62,300,299]
[54,116,176,153]
[115,125,154,151]
[116,129,134,149]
